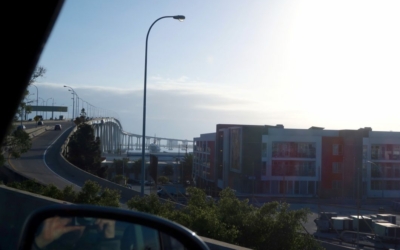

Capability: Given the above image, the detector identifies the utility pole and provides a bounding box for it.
[51,99,54,119]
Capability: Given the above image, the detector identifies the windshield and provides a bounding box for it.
[2,1,400,250]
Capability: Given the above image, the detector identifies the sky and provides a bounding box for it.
[30,0,400,140]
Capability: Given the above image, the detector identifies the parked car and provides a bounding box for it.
[16,125,26,130]
[145,181,155,186]
[54,124,62,130]
[127,179,140,185]
[37,121,44,126]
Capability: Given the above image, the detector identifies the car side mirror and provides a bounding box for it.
[18,204,209,250]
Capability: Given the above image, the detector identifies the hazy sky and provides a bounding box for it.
[32,0,400,140]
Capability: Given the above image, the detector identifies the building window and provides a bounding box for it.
[393,145,400,160]
[262,143,267,157]
[394,165,400,178]
[371,164,382,178]
[272,142,316,158]
[371,180,381,190]
[271,160,316,177]
[363,145,368,159]
[371,144,400,160]
[262,181,270,193]
[394,181,400,190]
[332,144,342,155]
[332,162,342,173]
[294,181,300,194]
[300,181,307,194]
[332,180,342,189]
[287,181,293,194]
[271,181,279,194]
[230,128,241,171]
[279,181,286,194]
[308,181,315,194]
[261,162,267,175]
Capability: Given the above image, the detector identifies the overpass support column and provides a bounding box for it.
[146,137,150,149]
[108,123,112,153]
[136,137,141,150]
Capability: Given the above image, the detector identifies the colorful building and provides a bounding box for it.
[193,124,400,198]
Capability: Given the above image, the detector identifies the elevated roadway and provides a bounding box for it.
[13,119,66,130]
[8,121,80,191]
[8,120,146,202]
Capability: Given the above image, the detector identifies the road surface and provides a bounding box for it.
[8,121,81,191]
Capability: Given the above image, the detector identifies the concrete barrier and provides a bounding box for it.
[25,126,48,138]
[0,164,30,184]
[46,126,142,201]
[0,185,67,249]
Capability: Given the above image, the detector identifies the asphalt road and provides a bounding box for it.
[10,120,152,200]
[14,119,67,130]
[9,121,81,191]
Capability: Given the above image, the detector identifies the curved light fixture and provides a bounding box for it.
[140,15,185,196]
[173,15,185,22]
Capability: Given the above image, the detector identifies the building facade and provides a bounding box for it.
[193,124,400,198]
[193,133,216,194]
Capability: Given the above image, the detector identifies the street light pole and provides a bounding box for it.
[46,98,52,120]
[76,95,80,116]
[52,99,55,119]
[31,84,38,117]
[140,15,185,197]
[64,85,75,120]
[38,98,44,117]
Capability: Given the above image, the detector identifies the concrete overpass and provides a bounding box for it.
[15,118,194,153]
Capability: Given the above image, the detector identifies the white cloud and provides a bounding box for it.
[206,55,214,64]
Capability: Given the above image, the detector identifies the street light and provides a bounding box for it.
[51,99,55,119]
[64,85,75,120]
[46,98,53,120]
[30,84,38,117]
[140,15,185,196]
[38,98,45,117]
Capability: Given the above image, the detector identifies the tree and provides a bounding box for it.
[7,179,44,194]
[157,176,169,184]
[42,184,64,200]
[127,187,323,250]
[131,159,142,180]
[75,180,120,207]
[162,165,174,176]
[113,158,128,175]
[80,108,86,118]
[7,129,32,158]
[112,174,126,185]
[6,180,120,208]
[96,164,109,179]
[29,66,46,84]
[24,103,33,120]
[67,123,102,176]
[16,66,46,121]
[181,153,193,183]
[127,193,176,218]
[62,185,77,203]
